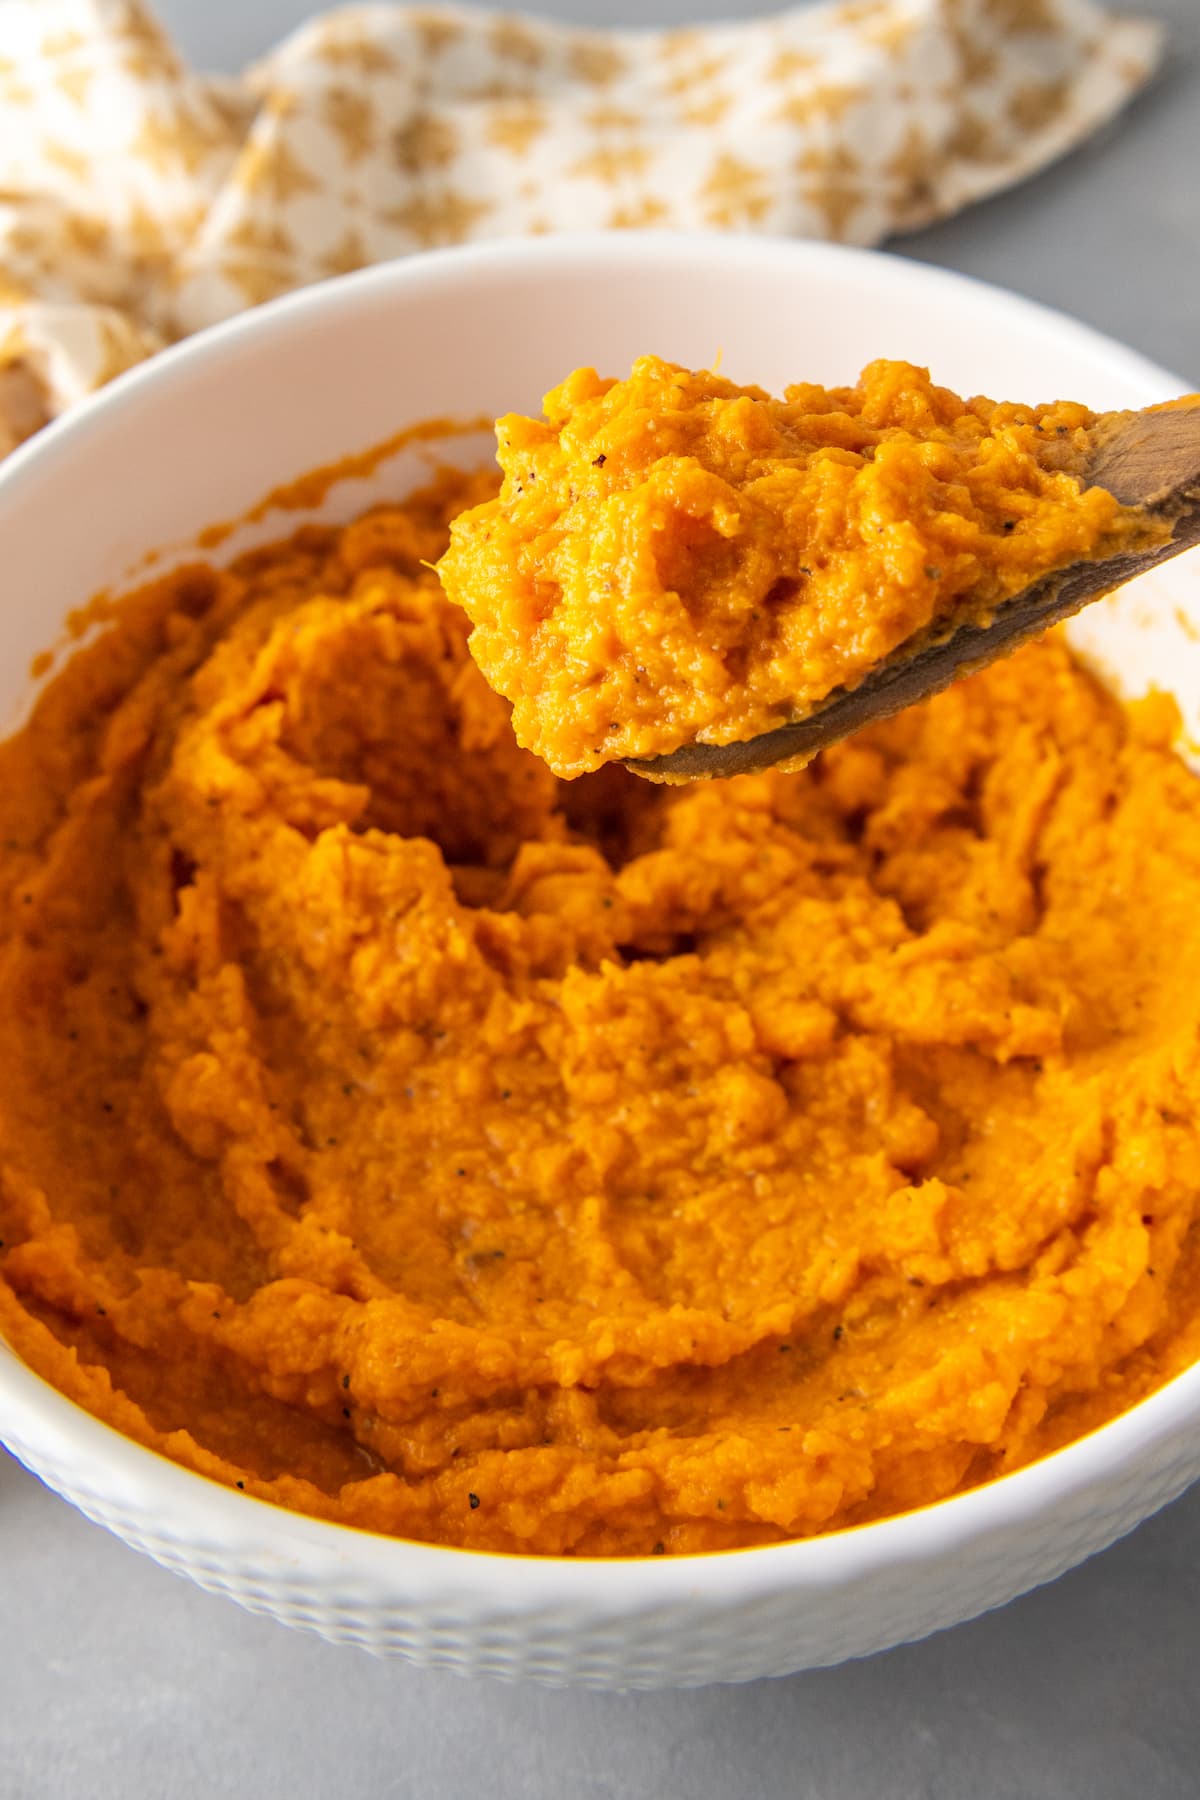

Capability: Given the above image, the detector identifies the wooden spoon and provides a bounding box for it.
[624,404,1200,783]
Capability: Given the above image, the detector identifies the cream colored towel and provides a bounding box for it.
[0,0,1163,453]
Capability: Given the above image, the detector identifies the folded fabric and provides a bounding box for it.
[0,0,1163,451]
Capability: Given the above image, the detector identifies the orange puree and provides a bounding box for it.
[3,467,1200,1558]
[438,358,1156,777]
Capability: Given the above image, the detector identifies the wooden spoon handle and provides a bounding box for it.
[1087,402,1200,510]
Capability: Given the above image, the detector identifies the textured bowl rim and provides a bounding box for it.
[1,230,1198,1613]
[7,1328,1200,1607]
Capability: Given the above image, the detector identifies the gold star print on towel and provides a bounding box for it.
[0,0,1163,452]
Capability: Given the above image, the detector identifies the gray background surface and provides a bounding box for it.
[3,0,1200,1795]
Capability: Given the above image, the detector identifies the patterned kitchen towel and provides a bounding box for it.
[0,0,1163,452]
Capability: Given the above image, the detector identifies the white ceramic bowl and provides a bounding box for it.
[1,235,1198,1690]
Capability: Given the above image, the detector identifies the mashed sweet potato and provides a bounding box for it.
[2,466,1200,1557]
[438,358,1158,776]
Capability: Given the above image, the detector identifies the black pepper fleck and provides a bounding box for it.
[468,1492,481,1509]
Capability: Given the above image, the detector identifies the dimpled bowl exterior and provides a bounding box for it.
[1,235,1199,1689]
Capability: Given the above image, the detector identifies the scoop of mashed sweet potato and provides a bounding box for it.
[439,357,1155,776]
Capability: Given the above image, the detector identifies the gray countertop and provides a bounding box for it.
[3,2,1199,1795]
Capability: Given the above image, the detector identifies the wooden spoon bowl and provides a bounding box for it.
[626,403,1200,783]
